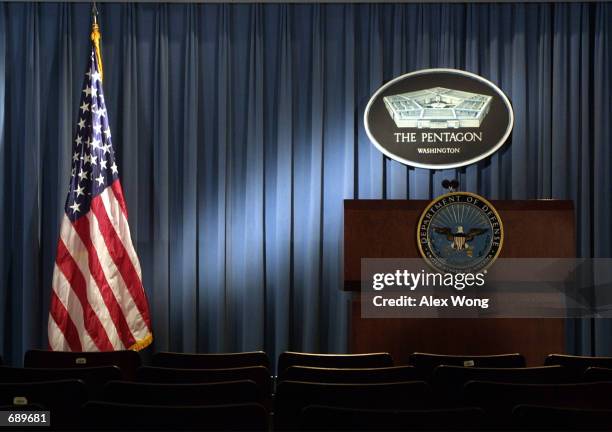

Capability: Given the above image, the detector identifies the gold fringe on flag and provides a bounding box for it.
[91,21,103,82]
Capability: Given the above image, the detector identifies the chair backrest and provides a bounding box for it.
[152,351,270,370]
[300,405,486,431]
[584,367,612,382]
[277,352,393,374]
[545,354,612,373]
[513,404,612,430]
[279,365,422,384]
[102,380,263,406]
[465,381,612,416]
[136,366,272,393]
[409,352,525,376]
[274,380,432,430]
[0,366,121,398]
[433,365,573,401]
[81,401,268,431]
[24,349,141,380]
[0,380,87,428]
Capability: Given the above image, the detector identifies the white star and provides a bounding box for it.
[91,71,102,82]
[102,143,112,155]
[91,138,101,150]
[110,162,118,175]
[103,128,111,138]
[72,152,79,162]
[95,173,105,186]
[85,68,93,79]
[83,86,93,97]
[69,201,81,214]
[90,86,98,98]
[80,102,90,113]
[83,154,91,165]
[93,124,102,134]
[99,108,107,118]
[75,135,83,146]
[90,155,98,166]
[100,159,108,170]
[75,184,85,197]
[77,169,88,181]
[78,118,86,130]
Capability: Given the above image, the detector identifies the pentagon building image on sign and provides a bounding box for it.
[383,87,493,129]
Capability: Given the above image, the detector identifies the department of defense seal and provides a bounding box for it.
[417,192,503,273]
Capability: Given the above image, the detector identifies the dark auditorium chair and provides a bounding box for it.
[274,380,433,430]
[101,380,263,406]
[433,365,573,403]
[513,404,612,431]
[300,405,486,431]
[152,351,270,370]
[545,354,612,374]
[24,349,141,380]
[81,401,268,431]
[584,367,612,382]
[464,381,612,426]
[0,380,87,429]
[408,352,525,376]
[136,365,272,392]
[279,365,423,384]
[0,366,121,399]
[277,352,393,374]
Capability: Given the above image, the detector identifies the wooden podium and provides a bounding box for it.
[344,200,575,366]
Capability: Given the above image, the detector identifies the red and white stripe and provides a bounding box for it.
[48,180,152,352]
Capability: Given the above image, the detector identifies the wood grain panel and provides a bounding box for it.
[345,199,574,366]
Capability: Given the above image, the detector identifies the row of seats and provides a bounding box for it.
[3,373,612,430]
[20,349,394,375]
[3,350,612,430]
[7,349,612,374]
[275,378,612,430]
[4,363,612,400]
[12,349,612,375]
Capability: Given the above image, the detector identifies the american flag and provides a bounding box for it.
[48,30,152,352]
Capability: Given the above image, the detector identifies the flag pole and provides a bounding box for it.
[91,1,103,82]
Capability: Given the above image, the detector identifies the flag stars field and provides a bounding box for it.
[64,56,121,221]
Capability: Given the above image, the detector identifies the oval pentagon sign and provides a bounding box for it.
[364,69,514,169]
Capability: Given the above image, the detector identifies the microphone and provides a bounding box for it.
[442,179,459,192]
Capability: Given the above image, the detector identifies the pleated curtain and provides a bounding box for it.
[0,3,611,366]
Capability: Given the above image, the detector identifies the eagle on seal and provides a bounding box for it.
[433,225,487,251]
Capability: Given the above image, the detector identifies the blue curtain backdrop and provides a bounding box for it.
[0,2,611,366]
